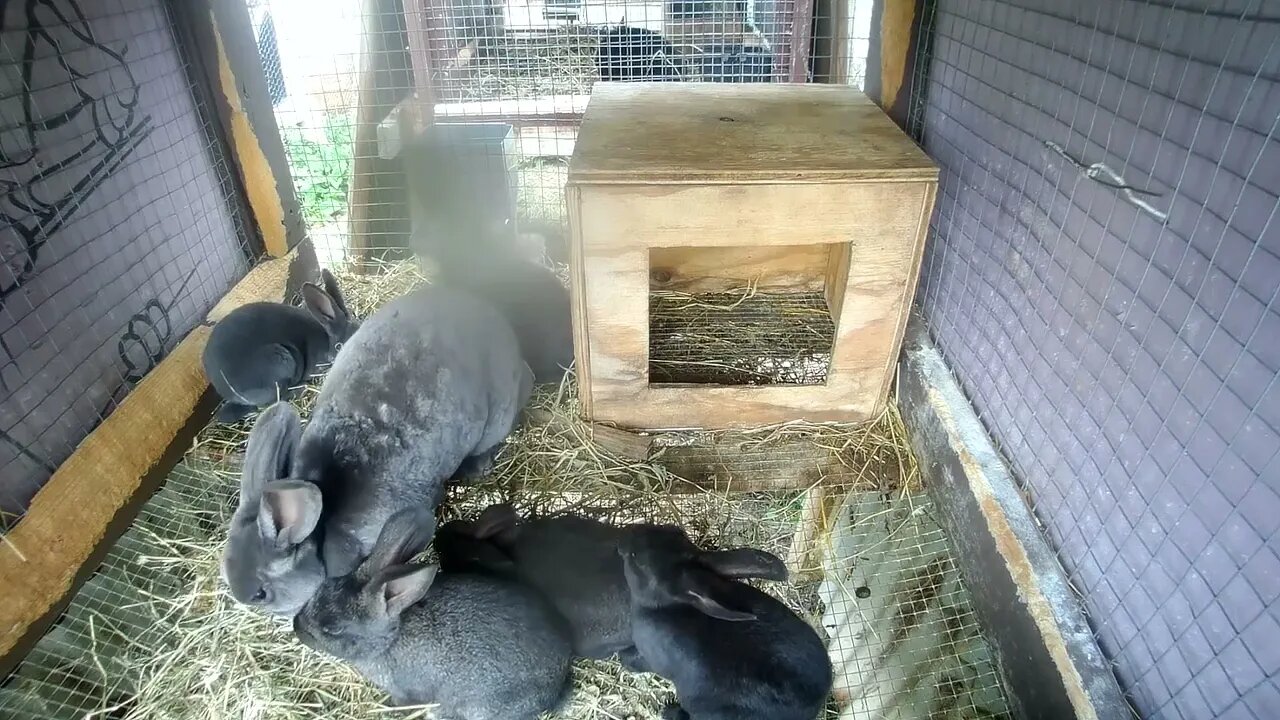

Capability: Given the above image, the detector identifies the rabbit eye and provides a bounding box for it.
[251,587,268,602]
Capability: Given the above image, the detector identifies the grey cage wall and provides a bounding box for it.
[0,0,255,525]
[910,1,1278,718]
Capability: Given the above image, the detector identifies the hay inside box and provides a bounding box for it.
[567,83,939,430]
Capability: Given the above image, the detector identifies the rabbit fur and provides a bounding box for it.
[203,269,356,423]
[222,285,533,615]
[618,524,833,720]
[415,234,573,385]
[293,507,573,720]
[221,402,328,617]
[435,503,646,669]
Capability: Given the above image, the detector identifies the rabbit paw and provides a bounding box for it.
[450,449,497,484]
[215,401,255,424]
[661,703,690,720]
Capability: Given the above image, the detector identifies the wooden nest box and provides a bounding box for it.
[566,83,938,430]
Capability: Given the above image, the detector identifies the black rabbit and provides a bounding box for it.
[202,270,356,423]
[618,524,833,720]
[435,504,646,670]
[598,26,686,82]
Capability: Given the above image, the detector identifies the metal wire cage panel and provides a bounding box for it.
[410,0,814,106]
[0,0,255,527]
[911,1,1279,717]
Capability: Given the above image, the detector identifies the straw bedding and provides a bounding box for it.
[0,261,922,720]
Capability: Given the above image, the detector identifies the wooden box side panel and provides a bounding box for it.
[649,245,830,293]
[872,180,938,409]
[577,182,927,249]
[572,181,933,430]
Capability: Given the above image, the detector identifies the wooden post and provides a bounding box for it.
[403,0,438,126]
[866,0,933,130]
[346,0,414,270]
[790,0,818,82]
[172,0,305,258]
[811,0,852,84]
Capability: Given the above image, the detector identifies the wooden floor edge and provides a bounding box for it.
[0,326,213,664]
[896,315,1131,720]
[0,249,314,668]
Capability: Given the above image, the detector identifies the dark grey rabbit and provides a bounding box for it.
[221,402,328,616]
[418,230,573,385]
[435,503,645,669]
[453,258,572,384]
[294,507,573,720]
[222,285,533,615]
[203,270,356,423]
[618,524,833,720]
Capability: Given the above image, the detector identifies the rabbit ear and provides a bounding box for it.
[319,269,350,317]
[371,563,438,618]
[257,480,322,549]
[363,507,437,576]
[471,503,519,539]
[699,549,788,582]
[240,402,302,506]
[302,282,341,325]
[678,567,757,622]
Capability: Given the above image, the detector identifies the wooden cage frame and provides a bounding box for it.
[0,0,931,672]
[0,7,1129,720]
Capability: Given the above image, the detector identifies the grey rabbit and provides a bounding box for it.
[453,258,573,384]
[293,506,574,720]
[618,524,834,720]
[435,503,646,670]
[203,269,356,423]
[222,285,533,615]
[421,238,573,384]
[221,402,327,617]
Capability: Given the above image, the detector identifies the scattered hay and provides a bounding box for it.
[1,260,926,720]
[441,28,599,103]
[649,287,836,385]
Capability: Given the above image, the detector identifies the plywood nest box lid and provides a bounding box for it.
[566,83,940,431]
[568,83,939,185]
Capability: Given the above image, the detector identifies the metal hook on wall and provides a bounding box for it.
[1044,141,1169,223]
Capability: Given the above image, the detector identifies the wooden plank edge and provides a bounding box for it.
[897,316,1130,720]
[180,0,305,258]
[0,327,214,671]
[0,250,313,673]
[566,186,594,421]
[870,180,937,416]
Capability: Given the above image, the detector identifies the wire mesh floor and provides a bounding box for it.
[0,376,1010,719]
[649,290,836,385]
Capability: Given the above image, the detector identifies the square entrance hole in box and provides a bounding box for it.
[647,244,843,386]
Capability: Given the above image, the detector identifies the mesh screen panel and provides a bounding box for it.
[912,2,1279,717]
[0,0,254,527]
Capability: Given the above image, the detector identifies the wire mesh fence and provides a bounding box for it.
[0,0,255,528]
[911,1,1279,718]
[649,289,835,385]
[0,266,1012,720]
[0,1,1024,718]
